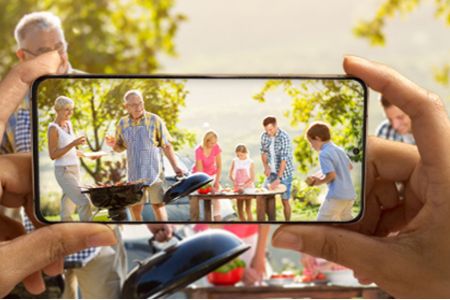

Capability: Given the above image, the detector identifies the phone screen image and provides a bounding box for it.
[32,75,367,224]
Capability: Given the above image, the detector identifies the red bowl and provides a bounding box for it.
[207,267,245,286]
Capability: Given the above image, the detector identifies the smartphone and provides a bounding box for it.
[32,75,367,224]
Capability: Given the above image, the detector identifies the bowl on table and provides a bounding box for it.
[323,269,359,286]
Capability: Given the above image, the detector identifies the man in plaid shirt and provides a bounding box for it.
[0,11,126,298]
[375,95,416,145]
[260,116,295,221]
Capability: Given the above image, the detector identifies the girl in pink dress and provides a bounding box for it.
[229,144,255,221]
[192,130,223,221]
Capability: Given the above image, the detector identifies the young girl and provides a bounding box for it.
[229,144,255,221]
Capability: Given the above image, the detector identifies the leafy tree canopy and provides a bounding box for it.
[254,79,365,173]
[0,0,186,76]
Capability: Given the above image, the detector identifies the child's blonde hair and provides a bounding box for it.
[235,144,249,154]
[202,130,218,148]
[306,122,331,141]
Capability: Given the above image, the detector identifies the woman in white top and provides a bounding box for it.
[48,96,92,221]
[229,144,255,221]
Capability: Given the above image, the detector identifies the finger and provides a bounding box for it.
[22,271,45,295]
[344,56,450,171]
[0,214,25,240]
[0,153,32,199]
[0,224,116,298]
[42,259,64,276]
[353,271,373,285]
[19,51,62,84]
[272,225,387,281]
[365,137,419,194]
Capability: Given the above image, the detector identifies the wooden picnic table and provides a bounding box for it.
[189,190,285,221]
[184,284,390,299]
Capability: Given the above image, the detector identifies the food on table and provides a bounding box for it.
[301,271,327,283]
[267,271,297,286]
[254,187,269,193]
[94,181,136,188]
[220,186,233,193]
[198,183,213,194]
[207,258,246,286]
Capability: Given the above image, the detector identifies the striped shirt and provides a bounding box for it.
[260,128,294,179]
[115,111,172,185]
[376,120,416,145]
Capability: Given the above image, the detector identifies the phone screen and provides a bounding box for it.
[32,75,367,224]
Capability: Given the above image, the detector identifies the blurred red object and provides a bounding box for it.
[207,267,245,286]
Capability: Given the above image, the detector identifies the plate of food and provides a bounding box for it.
[266,271,296,286]
[82,151,109,158]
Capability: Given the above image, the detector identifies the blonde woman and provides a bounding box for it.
[192,130,223,221]
[48,96,92,221]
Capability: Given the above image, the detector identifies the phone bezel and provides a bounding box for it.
[31,74,368,224]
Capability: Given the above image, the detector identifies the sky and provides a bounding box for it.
[158,0,449,133]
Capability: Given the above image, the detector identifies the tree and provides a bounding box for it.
[353,0,450,87]
[0,0,186,76]
[253,79,365,173]
[38,78,195,183]
[0,0,195,183]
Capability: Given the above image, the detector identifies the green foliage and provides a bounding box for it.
[353,0,423,46]
[434,63,450,86]
[352,0,450,89]
[38,78,195,182]
[0,0,186,76]
[254,79,365,173]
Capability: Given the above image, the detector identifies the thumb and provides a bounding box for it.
[272,225,387,278]
[0,224,116,298]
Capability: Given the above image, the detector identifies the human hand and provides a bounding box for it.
[173,166,184,177]
[0,223,116,298]
[147,224,174,243]
[213,180,220,192]
[272,56,450,298]
[105,135,116,148]
[269,178,280,190]
[0,154,116,297]
[71,136,86,147]
[0,51,62,138]
[305,176,316,186]
[264,166,271,177]
[243,254,266,286]
[243,268,262,286]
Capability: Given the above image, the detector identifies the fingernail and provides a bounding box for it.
[272,230,302,251]
[86,229,116,247]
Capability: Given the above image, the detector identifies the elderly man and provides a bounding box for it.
[375,95,415,145]
[259,116,295,221]
[106,89,184,221]
[1,11,127,299]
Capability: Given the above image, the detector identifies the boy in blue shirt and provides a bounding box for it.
[305,122,356,221]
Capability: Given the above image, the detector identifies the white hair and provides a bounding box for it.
[123,89,143,103]
[14,11,65,47]
[54,96,74,112]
